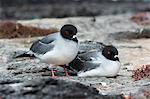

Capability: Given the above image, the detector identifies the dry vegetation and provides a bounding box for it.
[0,21,58,39]
[132,65,150,81]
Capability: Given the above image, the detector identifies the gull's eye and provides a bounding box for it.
[107,51,111,55]
[65,31,70,35]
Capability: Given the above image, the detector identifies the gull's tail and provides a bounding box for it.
[15,51,35,58]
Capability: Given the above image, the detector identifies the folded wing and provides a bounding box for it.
[30,33,58,55]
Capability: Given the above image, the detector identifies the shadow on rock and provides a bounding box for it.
[0,78,123,99]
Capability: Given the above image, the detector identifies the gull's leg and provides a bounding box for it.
[62,65,70,78]
[50,65,59,78]
[51,69,59,78]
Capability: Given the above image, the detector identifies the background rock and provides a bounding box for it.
[1,0,150,19]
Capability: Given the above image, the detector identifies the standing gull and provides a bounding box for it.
[17,24,79,78]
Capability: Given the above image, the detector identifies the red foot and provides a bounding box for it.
[51,75,59,78]
[51,68,59,78]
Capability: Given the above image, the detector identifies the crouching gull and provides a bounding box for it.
[16,24,79,78]
[69,45,121,77]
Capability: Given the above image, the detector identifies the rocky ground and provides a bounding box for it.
[0,13,150,99]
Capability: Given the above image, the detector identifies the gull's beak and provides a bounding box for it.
[114,55,120,61]
[72,35,78,42]
[114,55,118,58]
[73,35,77,38]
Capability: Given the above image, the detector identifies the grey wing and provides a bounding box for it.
[40,33,58,44]
[78,51,101,71]
[69,57,100,72]
[81,61,101,72]
[30,33,58,54]
[78,51,99,61]
[69,51,101,72]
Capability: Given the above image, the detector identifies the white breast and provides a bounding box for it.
[101,59,121,76]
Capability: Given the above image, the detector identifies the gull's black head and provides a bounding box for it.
[60,24,77,40]
[102,45,119,61]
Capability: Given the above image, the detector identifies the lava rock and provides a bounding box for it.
[0,78,123,99]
